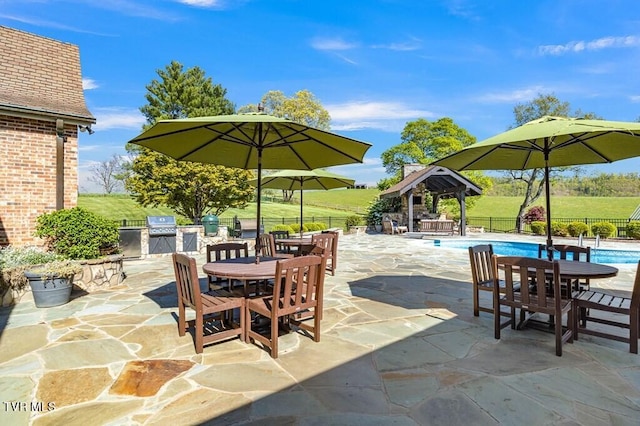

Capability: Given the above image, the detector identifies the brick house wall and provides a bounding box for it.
[0,26,94,246]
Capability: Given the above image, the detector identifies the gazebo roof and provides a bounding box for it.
[380,165,482,199]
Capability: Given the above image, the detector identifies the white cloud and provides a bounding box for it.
[476,86,549,103]
[327,100,435,131]
[630,95,640,103]
[329,158,386,186]
[371,39,422,51]
[311,37,358,51]
[538,35,640,56]
[83,78,99,90]
[177,0,222,7]
[92,107,145,130]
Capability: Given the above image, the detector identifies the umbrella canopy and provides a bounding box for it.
[432,116,640,258]
[128,113,371,255]
[249,169,355,236]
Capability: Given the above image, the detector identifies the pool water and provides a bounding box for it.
[433,239,640,264]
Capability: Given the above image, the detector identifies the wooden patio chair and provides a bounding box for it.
[269,229,290,253]
[258,233,294,259]
[574,260,640,353]
[538,244,592,292]
[172,253,245,354]
[206,242,249,292]
[468,244,514,322]
[492,255,575,356]
[312,231,338,275]
[245,254,327,358]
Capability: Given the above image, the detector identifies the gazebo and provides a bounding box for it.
[379,164,482,235]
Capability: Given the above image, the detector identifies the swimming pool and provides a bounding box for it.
[433,239,640,264]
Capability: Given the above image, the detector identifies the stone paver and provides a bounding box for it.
[0,232,639,425]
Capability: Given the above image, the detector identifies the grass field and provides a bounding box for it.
[78,191,640,224]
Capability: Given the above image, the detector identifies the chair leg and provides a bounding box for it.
[178,303,186,336]
[195,312,204,354]
[473,285,480,317]
[631,308,639,354]
[555,314,563,356]
[270,314,279,358]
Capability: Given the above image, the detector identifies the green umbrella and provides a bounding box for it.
[249,169,355,237]
[432,116,640,258]
[128,113,371,256]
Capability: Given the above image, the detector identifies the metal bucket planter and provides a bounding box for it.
[24,271,73,308]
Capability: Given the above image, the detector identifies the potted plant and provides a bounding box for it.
[0,246,82,308]
[24,259,82,307]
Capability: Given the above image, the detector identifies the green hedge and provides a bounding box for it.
[591,222,617,238]
[627,221,640,239]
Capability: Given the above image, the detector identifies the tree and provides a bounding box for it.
[238,89,332,200]
[379,117,491,212]
[238,89,331,130]
[509,93,600,232]
[89,154,123,194]
[126,154,254,218]
[125,61,254,223]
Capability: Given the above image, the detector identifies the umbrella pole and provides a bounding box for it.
[299,178,304,239]
[544,142,553,260]
[256,149,263,260]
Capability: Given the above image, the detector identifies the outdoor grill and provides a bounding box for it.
[146,216,177,254]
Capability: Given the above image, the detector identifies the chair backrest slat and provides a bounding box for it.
[207,242,249,262]
[173,253,202,312]
[469,244,494,285]
[631,260,640,309]
[272,254,325,317]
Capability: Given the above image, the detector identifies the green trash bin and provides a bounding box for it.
[202,214,219,236]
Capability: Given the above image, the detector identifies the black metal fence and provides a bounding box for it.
[118,216,353,230]
[466,217,634,237]
[118,215,636,238]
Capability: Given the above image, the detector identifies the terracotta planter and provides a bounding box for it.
[24,271,73,308]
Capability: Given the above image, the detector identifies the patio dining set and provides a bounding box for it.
[173,231,339,358]
[469,243,640,356]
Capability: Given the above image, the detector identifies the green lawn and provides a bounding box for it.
[78,192,640,225]
[467,196,640,219]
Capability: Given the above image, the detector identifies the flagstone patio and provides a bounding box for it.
[1,232,639,425]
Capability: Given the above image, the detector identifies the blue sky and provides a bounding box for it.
[2,0,639,192]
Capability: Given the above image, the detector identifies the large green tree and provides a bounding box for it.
[381,117,476,178]
[379,117,491,214]
[238,89,331,131]
[239,89,332,201]
[125,61,254,223]
[509,93,600,232]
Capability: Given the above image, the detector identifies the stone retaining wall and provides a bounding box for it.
[1,255,125,307]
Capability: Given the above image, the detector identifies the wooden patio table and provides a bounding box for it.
[511,258,618,331]
[203,256,280,281]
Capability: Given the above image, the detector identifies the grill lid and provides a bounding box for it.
[146,216,176,227]
[146,216,177,236]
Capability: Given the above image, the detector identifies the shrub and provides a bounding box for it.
[34,207,120,260]
[567,222,589,237]
[0,246,80,291]
[289,223,308,234]
[365,198,397,226]
[626,221,640,239]
[345,215,364,228]
[591,221,617,239]
[550,221,568,237]
[270,224,294,233]
[304,222,327,231]
[523,206,546,224]
[530,221,546,235]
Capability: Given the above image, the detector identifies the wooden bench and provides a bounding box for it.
[419,219,455,235]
